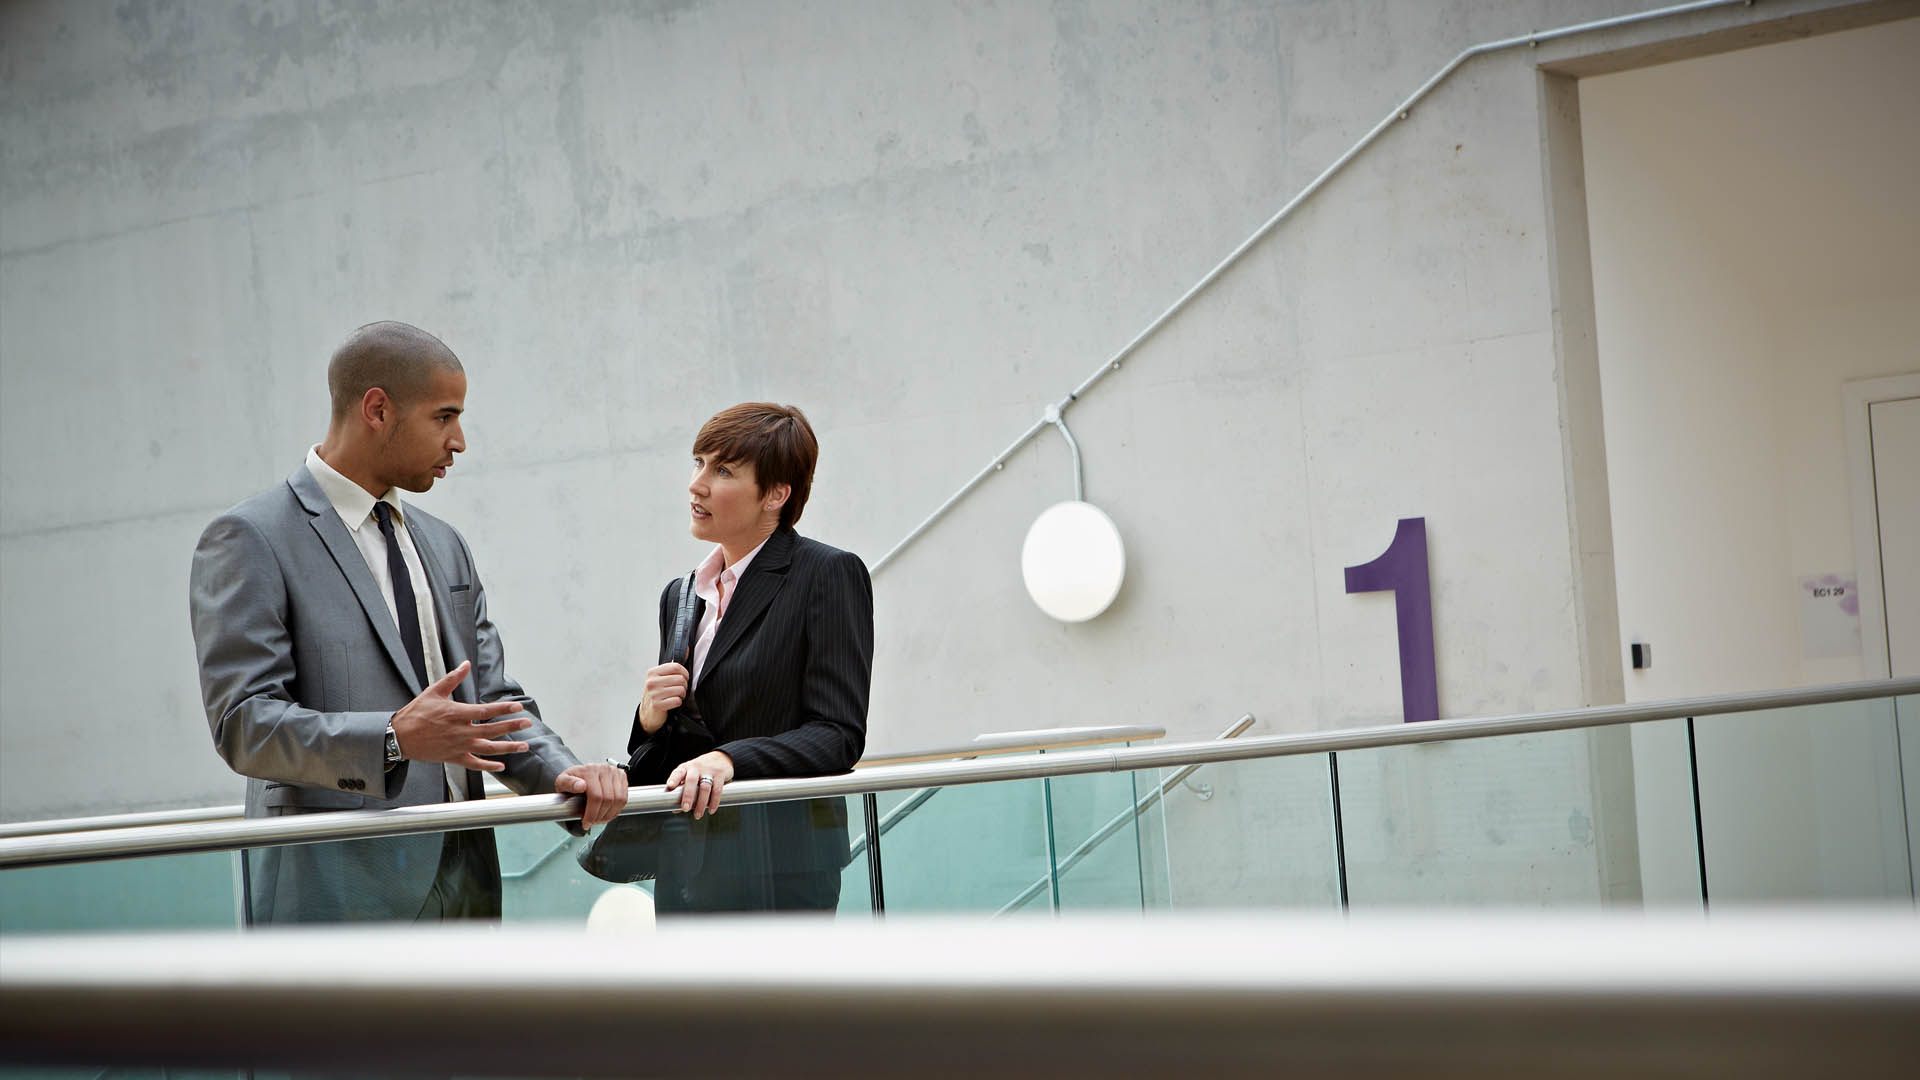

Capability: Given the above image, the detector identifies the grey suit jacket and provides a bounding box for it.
[190,465,580,922]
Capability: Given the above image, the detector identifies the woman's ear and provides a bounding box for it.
[764,483,791,514]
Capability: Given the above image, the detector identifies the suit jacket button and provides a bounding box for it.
[338,779,350,789]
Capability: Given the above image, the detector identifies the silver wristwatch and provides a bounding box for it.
[384,723,403,767]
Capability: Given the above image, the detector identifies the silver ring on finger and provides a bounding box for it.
[698,776,714,786]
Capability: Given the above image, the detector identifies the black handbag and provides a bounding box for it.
[576,571,715,883]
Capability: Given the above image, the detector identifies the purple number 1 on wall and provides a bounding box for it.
[1343,517,1439,724]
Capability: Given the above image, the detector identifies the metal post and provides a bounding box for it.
[1329,752,1351,910]
[1686,717,1711,909]
[862,792,885,918]
[236,848,253,929]
[1128,756,1151,911]
[1041,775,1063,912]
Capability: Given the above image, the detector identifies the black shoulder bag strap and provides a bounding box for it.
[579,570,711,884]
[668,569,699,664]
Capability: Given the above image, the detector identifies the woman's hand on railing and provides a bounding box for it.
[666,751,735,820]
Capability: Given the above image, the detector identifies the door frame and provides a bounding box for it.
[1843,372,1920,679]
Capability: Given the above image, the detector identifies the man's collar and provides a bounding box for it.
[304,446,404,531]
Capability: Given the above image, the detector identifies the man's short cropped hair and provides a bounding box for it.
[328,321,462,421]
[693,402,819,529]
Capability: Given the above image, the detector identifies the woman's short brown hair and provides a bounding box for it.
[692,402,819,529]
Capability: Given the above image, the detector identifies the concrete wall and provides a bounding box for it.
[0,0,1893,908]
[1580,17,1920,901]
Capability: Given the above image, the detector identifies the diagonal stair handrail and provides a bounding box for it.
[997,714,1256,915]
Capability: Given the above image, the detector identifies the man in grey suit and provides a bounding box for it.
[190,321,626,923]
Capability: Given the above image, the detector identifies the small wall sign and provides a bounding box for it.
[1799,572,1861,659]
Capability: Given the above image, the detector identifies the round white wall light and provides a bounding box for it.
[1021,500,1126,622]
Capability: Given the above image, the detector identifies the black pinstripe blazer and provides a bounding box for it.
[630,527,873,873]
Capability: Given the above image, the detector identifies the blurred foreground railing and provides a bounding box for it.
[3,911,1916,1077]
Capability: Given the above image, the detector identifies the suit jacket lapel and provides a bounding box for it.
[410,530,483,799]
[701,528,794,682]
[288,467,426,698]
[410,520,473,702]
[412,531,483,800]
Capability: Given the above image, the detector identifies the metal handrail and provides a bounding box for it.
[500,725,1170,880]
[0,724,1165,842]
[2,676,1914,870]
[856,724,1165,767]
[0,805,247,841]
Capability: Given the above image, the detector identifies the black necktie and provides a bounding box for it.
[372,503,430,688]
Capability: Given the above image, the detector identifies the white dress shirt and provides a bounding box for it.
[689,535,770,688]
[305,447,465,798]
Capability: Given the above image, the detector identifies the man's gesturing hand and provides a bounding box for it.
[389,660,533,771]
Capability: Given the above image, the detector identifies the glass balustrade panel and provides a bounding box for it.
[1134,763,1175,910]
[1626,715,1706,905]
[1336,728,1625,906]
[1155,753,1341,909]
[868,776,1053,913]
[0,799,868,937]
[838,818,877,918]
[0,850,241,934]
[496,816,671,924]
[558,794,867,920]
[839,757,1338,914]
[1043,749,1155,913]
[6,696,1911,936]
[1900,695,1919,891]
[1690,696,1912,903]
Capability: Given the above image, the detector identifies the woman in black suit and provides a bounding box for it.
[632,402,873,913]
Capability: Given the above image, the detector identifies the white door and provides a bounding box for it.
[1869,395,1920,678]
[1868,393,1920,897]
